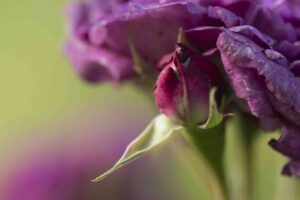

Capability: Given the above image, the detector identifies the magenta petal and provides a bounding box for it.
[155,63,184,123]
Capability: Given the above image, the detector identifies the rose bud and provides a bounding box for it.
[154,44,223,126]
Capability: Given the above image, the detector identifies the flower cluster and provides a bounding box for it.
[65,0,300,177]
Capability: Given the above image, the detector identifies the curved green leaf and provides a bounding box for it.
[93,114,182,182]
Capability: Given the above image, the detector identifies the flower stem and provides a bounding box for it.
[183,123,228,200]
[225,115,258,200]
[239,115,257,200]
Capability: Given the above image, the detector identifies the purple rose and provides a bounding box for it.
[64,0,300,178]
[155,44,223,126]
[65,0,214,83]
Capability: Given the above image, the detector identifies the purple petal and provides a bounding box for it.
[185,26,224,51]
[219,47,279,131]
[217,30,281,130]
[290,60,300,77]
[229,25,274,49]
[267,91,300,127]
[89,2,209,66]
[223,1,252,18]
[275,40,300,61]
[258,0,300,22]
[270,123,300,177]
[65,39,134,83]
[217,30,300,122]
[245,5,298,42]
[282,161,300,177]
[208,6,243,27]
[264,49,289,67]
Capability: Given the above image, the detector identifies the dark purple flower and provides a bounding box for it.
[155,44,223,126]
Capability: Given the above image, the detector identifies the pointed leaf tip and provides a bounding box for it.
[93,114,182,182]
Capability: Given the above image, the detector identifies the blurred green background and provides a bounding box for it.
[0,0,151,170]
[0,0,300,199]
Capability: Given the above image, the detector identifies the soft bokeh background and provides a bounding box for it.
[0,0,300,199]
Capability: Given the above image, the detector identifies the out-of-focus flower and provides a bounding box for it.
[65,0,215,83]
[65,0,135,83]
[155,44,223,126]
[256,0,300,22]
[2,140,135,200]
[1,117,159,200]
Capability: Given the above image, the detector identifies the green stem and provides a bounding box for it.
[243,134,255,200]
[183,123,228,200]
[296,181,300,199]
[240,115,257,200]
[225,115,258,200]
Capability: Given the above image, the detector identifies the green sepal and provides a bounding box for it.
[198,87,224,129]
[93,114,182,182]
[177,27,197,51]
[128,32,156,84]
